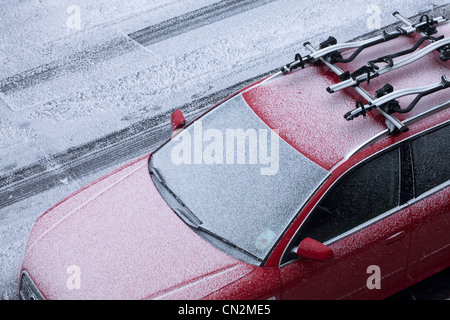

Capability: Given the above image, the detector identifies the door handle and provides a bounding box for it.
[385,231,406,245]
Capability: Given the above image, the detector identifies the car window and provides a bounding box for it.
[410,124,450,197]
[150,94,330,265]
[288,147,400,253]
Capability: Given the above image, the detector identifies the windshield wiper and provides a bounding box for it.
[149,166,202,227]
[149,161,262,263]
[196,226,262,263]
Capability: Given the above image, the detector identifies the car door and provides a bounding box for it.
[278,146,411,300]
[405,123,450,284]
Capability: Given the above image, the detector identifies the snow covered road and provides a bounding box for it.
[1,0,449,299]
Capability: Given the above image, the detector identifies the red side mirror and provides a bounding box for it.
[296,237,334,262]
[171,109,185,131]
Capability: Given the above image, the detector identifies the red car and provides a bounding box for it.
[19,12,449,300]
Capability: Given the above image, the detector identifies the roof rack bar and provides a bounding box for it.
[280,13,448,75]
[304,42,408,133]
[393,11,446,37]
[393,11,417,27]
[344,76,450,121]
[327,37,450,93]
[402,100,450,126]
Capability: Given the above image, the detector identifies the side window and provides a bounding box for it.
[295,147,400,245]
[411,124,450,197]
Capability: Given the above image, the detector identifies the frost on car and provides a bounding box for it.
[150,95,329,265]
[19,12,449,300]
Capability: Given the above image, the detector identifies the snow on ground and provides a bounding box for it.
[1,0,447,174]
[0,0,448,299]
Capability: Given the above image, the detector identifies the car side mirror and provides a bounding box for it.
[171,109,186,131]
[296,237,334,262]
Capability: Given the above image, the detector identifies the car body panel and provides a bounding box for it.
[21,156,256,300]
[279,208,411,300]
[204,267,282,300]
[406,186,450,286]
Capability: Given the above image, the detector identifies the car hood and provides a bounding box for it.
[21,156,255,300]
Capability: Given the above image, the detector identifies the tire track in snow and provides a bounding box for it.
[0,0,276,99]
[0,34,137,97]
[128,0,277,46]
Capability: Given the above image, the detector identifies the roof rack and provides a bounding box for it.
[280,14,448,75]
[279,11,449,133]
[327,36,450,93]
[344,76,450,121]
[303,41,409,133]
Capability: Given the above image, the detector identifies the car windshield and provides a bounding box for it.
[149,94,329,265]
